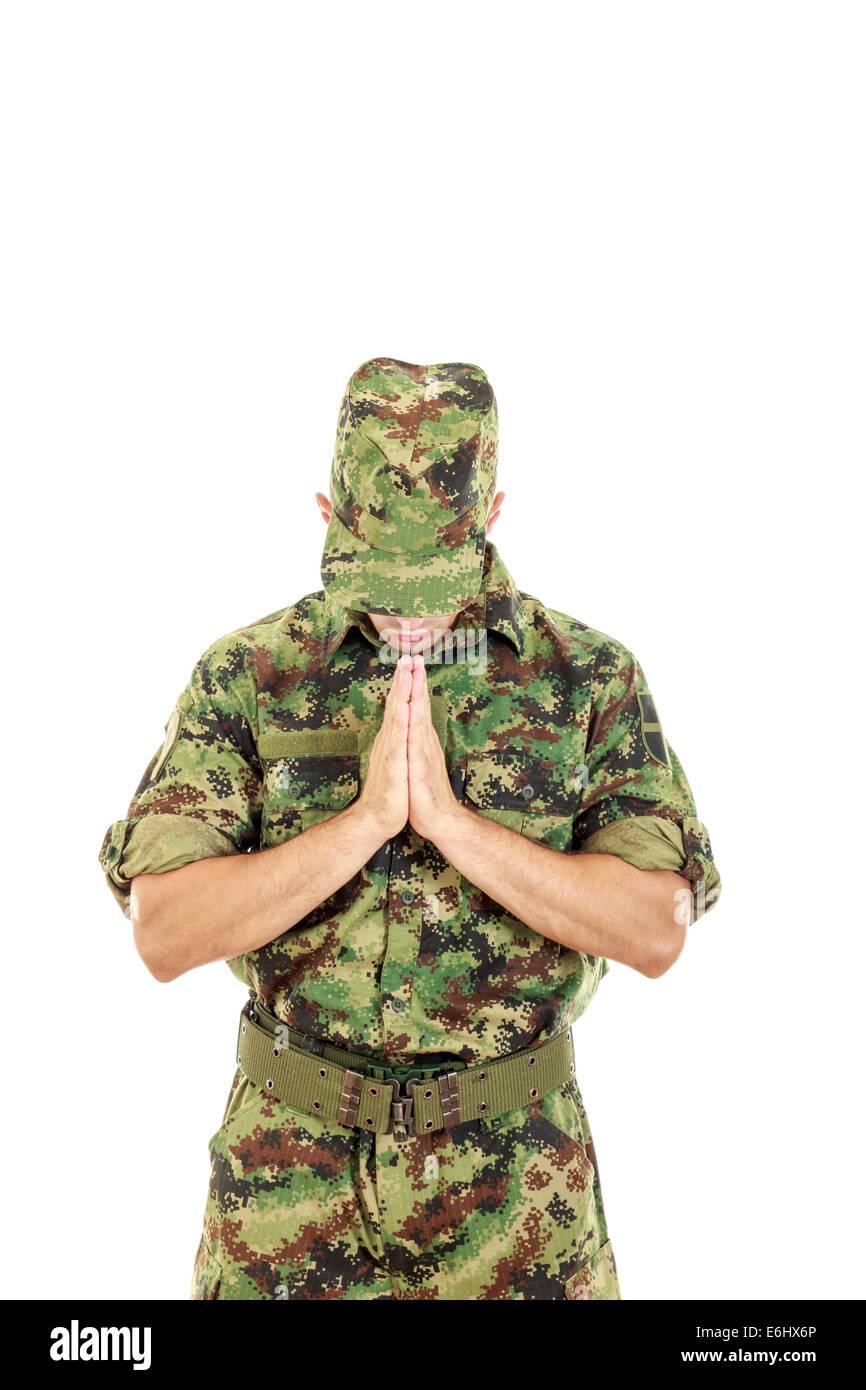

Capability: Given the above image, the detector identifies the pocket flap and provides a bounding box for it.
[465,751,578,817]
[264,752,359,810]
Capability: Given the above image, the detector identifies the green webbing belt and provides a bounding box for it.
[236,1003,575,1138]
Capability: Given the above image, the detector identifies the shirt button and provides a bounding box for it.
[390,998,406,1013]
[520,784,535,801]
[400,889,415,905]
[287,781,302,798]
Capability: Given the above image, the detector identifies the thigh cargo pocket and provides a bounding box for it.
[565,1240,620,1300]
[191,1234,222,1301]
[259,730,360,846]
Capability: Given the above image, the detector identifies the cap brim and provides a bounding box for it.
[320,510,486,617]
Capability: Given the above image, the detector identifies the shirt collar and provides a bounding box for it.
[321,540,527,662]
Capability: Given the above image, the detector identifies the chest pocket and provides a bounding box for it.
[464,750,578,851]
[259,731,360,847]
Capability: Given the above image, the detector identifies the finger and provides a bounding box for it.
[391,685,410,730]
[383,655,412,737]
[408,692,433,741]
[385,655,412,711]
[409,657,430,710]
[407,700,427,746]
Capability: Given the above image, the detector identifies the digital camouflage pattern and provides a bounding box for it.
[100,537,721,1301]
[191,1063,619,1300]
[320,358,498,617]
[100,540,720,1065]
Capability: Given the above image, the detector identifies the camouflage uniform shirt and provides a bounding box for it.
[100,542,721,1066]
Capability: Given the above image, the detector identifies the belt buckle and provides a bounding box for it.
[437,1070,461,1130]
[387,1077,417,1135]
[387,1069,463,1135]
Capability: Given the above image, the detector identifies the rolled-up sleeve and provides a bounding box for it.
[574,642,721,919]
[99,636,263,916]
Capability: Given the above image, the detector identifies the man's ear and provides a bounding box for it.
[486,490,505,534]
[315,491,332,523]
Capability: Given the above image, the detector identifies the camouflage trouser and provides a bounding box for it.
[191,1065,621,1301]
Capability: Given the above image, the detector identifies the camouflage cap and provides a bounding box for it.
[320,357,498,617]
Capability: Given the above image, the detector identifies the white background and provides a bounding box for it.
[1,1,863,1301]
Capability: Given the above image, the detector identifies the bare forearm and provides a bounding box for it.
[434,804,689,977]
[131,804,387,982]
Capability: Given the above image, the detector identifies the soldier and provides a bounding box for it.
[100,358,721,1300]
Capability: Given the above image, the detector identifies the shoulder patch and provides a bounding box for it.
[637,692,670,768]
